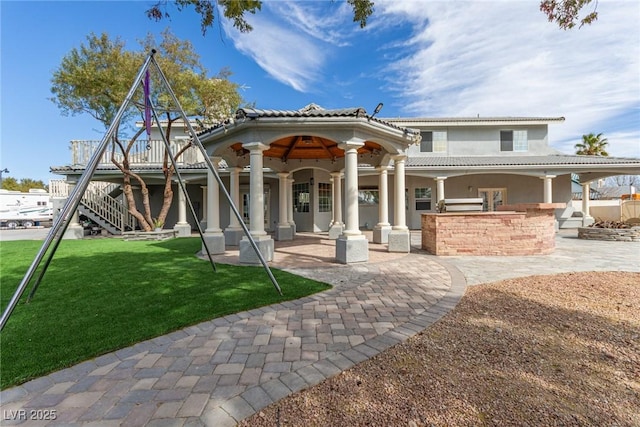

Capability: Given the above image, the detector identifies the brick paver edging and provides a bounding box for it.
[206,257,468,426]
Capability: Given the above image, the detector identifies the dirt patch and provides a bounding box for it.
[241,271,640,427]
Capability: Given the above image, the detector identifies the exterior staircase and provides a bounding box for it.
[556,205,584,229]
[50,180,136,235]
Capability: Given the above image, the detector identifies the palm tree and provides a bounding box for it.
[575,133,609,156]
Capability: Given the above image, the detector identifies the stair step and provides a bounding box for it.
[123,230,176,241]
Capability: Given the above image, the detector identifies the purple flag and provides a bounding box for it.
[144,70,151,139]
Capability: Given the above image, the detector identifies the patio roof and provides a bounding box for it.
[406,154,640,167]
[404,154,640,181]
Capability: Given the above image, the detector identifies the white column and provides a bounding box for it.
[541,175,555,203]
[582,182,594,226]
[278,173,288,225]
[202,157,225,254]
[177,183,187,224]
[436,177,446,205]
[173,181,191,237]
[205,159,221,233]
[336,141,368,264]
[239,142,274,263]
[246,143,268,236]
[373,165,391,244]
[224,166,244,246]
[329,175,336,227]
[200,185,207,225]
[287,176,296,235]
[333,173,343,226]
[389,155,410,253]
[328,171,343,239]
[275,172,292,240]
[229,167,242,228]
[393,156,407,230]
[341,144,362,236]
[63,181,84,239]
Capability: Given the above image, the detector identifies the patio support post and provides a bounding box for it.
[224,166,244,246]
[239,142,274,263]
[202,157,225,254]
[200,185,207,229]
[435,177,447,206]
[287,176,296,236]
[581,182,595,226]
[62,181,84,240]
[389,155,410,252]
[276,172,293,240]
[173,180,191,237]
[328,171,344,239]
[373,165,391,243]
[336,140,368,263]
[541,175,556,203]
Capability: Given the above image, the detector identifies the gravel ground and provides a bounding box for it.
[241,271,640,427]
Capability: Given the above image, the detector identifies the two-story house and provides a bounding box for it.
[51,104,640,263]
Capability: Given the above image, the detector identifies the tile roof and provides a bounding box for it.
[387,117,566,124]
[197,104,419,136]
[406,155,640,167]
[51,155,639,174]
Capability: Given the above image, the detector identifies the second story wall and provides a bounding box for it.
[404,124,559,157]
[387,117,565,158]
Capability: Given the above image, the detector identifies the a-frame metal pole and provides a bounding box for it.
[0,52,157,332]
[149,55,283,295]
[147,94,217,273]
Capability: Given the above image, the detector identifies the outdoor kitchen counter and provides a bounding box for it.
[421,203,565,256]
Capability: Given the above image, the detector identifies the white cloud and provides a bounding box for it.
[223,1,639,158]
[223,2,359,93]
[376,1,640,156]
[265,1,354,47]
[223,12,326,92]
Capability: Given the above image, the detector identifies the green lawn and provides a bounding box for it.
[0,237,330,389]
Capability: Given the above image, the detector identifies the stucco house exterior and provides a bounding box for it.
[50,104,640,263]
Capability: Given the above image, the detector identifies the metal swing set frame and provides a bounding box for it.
[0,50,282,332]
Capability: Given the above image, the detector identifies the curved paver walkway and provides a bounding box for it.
[0,235,466,427]
[2,229,638,426]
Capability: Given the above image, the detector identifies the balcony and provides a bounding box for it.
[70,139,204,167]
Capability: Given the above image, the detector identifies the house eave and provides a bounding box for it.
[386,117,566,127]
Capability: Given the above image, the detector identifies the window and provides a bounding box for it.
[358,188,379,205]
[293,182,310,212]
[415,187,432,211]
[478,188,507,211]
[500,130,528,152]
[318,182,332,212]
[420,132,432,152]
[420,131,447,152]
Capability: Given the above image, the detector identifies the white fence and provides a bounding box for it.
[70,139,203,166]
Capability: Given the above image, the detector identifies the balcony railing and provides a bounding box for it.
[70,139,204,167]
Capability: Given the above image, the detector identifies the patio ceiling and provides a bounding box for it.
[229,137,383,161]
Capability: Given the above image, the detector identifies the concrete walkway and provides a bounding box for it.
[1,230,638,426]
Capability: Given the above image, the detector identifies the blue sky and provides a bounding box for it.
[1,0,639,183]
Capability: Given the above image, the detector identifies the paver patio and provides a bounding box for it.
[1,230,638,426]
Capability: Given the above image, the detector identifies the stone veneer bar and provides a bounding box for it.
[421,203,565,256]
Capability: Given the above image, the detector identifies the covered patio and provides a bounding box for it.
[201,230,416,270]
[197,104,421,264]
